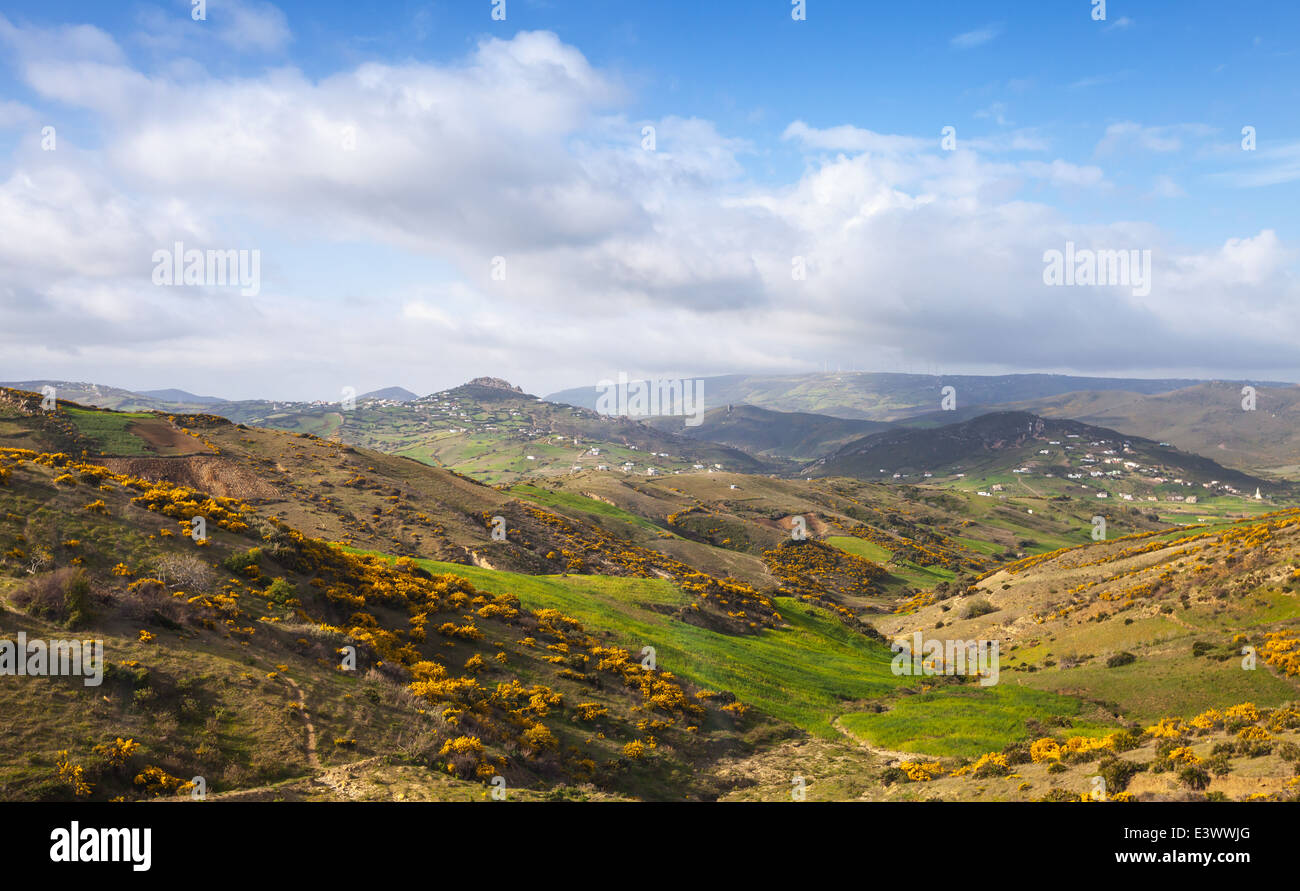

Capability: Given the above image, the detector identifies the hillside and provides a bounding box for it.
[358,387,418,403]
[0,381,185,413]
[647,404,889,460]
[3,388,1299,803]
[0,388,785,626]
[198,381,776,484]
[990,382,1300,479]
[810,411,1284,507]
[0,445,776,801]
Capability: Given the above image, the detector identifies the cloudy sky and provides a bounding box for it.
[0,0,1297,400]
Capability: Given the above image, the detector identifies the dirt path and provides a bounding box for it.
[1017,477,1043,498]
[283,676,321,771]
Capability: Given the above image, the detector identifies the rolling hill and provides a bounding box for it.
[981,382,1300,479]
[3,385,1299,803]
[199,379,777,483]
[809,411,1284,501]
[646,404,890,460]
[545,372,1272,422]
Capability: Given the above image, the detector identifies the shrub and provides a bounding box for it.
[265,578,297,605]
[1204,752,1232,777]
[1108,729,1141,752]
[1106,651,1137,668]
[878,766,907,785]
[1178,765,1210,791]
[119,578,182,627]
[1098,757,1144,793]
[134,766,194,797]
[961,597,997,619]
[221,548,262,576]
[1001,741,1033,766]
[11,568,91,626]
[153,553,214,592]
[64,571,92,627]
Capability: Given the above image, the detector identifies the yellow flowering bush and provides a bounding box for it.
[900,761,945,782]
[133,766,194,797]
[1030,738,1062,762]
[56,751,93,797]
[93,737,140,769]
[1145,718,1187,739]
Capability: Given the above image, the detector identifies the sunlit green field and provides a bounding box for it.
[63,407,156,455]
[358,551,1115,755]
[839,685,1119,758]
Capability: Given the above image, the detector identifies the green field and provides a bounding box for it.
[507,484,670,535]
[358,553,909,736]
[357,552,1118,755]
[824,535,955,589]
[839,685,1118,758]
[63,407,156,455]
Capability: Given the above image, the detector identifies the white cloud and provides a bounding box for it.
[1147,175,1186,199]
[0,24,1296,396]
[1214,140,1300,187]
[1095,122,1215,156]
[131,0,291,54]
[950,25,1002,49]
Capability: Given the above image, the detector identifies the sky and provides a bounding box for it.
[0,0,1297,400]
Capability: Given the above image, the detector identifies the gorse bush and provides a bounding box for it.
[265,578,297,605]
[221,547,262,576]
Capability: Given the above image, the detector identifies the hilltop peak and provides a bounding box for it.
[463,377,523,393]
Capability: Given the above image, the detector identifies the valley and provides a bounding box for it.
[2,372,1297,803]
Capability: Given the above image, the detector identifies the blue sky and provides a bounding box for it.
[0,1,1297,398]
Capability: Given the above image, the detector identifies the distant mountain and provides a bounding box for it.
[138,388,225,405]
[647,403,890,460]
[359,386,417,403]
[0,380,175,412]
[810,410,1279,497]
[546,372,1281,421]
[128,377,779,483]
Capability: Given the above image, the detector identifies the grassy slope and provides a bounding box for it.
[839,685,1117,758]
[370,554,904,737]
[369,555,1110,757]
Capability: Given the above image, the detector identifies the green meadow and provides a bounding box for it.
[839,685,1118,758]
[506,484,669,535]
[63,407,156,456]
[357,551,1113,755]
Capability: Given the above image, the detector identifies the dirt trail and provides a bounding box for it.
[207,756,388,801]
[831,716,923,763]
[283,676,321,771]
[1016,477,1043,497]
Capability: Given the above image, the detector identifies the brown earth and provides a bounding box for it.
[124,419,212,456]
[95,456,282,500]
